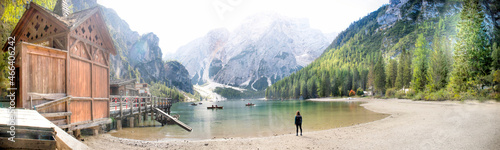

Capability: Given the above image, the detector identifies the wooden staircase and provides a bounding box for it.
[31,94,72,129]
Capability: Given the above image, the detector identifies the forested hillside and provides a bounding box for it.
[267,0,500,101]
[0,0,198,100]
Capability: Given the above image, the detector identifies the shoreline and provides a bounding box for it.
[84,98,500,149]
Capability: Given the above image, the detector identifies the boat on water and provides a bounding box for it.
[207,106,223,109]
[245,103,255,106]
[191,103,198,106]
[199,102,203,104]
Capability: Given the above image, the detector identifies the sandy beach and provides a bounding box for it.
[83,99,500,150]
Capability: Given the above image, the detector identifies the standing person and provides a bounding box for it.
[295,111,302,136]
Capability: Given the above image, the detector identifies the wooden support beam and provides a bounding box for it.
[35,96,71,110]
[0,137,56,149]
[74,129,81,140]
[116,119,122,131]
[70,118,112,131]
[128,116,134,128]
[119,96,123,120]
[40,112,72,118]
[28,93,67,100]
[51,119,67,126]
[92,126,99,136]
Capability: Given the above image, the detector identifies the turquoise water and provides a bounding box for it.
[110,99,387,140]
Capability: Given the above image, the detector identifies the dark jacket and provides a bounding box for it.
[295,115,302,125]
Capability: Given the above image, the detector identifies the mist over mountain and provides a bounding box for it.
[168,13,336,91]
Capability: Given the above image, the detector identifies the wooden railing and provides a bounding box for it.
[109,96,172,118]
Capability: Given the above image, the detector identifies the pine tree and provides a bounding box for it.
[321,72,331,97]
[374,55,386,95]
[301,80,308,99]
[386,59,398,88]
[428,21,452,91]
[395,48,405,89]
[492,43,500,71]
[367,59,375,92]
[412,34,430,92]
[450,0,491,92]
[403,48,413,89]
[353,68,360,91]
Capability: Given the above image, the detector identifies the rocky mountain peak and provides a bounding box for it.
[170,13,335,91]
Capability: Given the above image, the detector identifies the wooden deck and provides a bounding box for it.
[109,96,192,132]
[0,108,89,149]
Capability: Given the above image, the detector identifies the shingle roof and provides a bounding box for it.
[2,2,116,55]
[110,79,137,86]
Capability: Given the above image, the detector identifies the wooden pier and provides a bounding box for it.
[154,108,192,131]
[0,108,89,150]
[109,96,192,132]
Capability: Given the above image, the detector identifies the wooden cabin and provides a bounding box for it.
[110,79,151,96]
[2,1,115,131]
[110,79,138,96]
[135,83,150,96]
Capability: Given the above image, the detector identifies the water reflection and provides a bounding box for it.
[110,100,388,140]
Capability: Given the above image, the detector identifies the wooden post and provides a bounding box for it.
[74,129,81,140]
[119,96,123,118]
[151,97,155,121]
[129,97,133,116]
[116,119,122,130]
[134,114,139,127]
[92,126,99,136]
[128,116,134,128]
[138,97,142,116]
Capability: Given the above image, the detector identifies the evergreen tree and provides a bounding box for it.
[412,34,430,92]
[301,80,308,99]
[345,68,353,91]
[367,59,375,92]
[320,72,331,97]
[374,55,386,95]
[450,0,491,92]
[395,48,406,89]
[403,49,413,89]
[360,69,369,90]
[428,22,452,91]
[386,59,398,88]
[492,43,500,71]
[353,68,360,91]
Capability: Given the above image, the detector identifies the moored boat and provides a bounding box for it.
[207,106,223,109]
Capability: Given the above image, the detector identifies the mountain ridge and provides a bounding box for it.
[169,13,336,91]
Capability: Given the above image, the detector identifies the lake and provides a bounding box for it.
[109,99,388,140]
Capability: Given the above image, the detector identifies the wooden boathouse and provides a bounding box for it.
[2,1,115,134]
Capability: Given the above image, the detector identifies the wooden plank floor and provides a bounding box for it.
[0,108,90,149]
[154,108,192,132]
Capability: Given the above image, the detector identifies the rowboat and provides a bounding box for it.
[191,103,197,106]
[245,103,255,106]
[207,106,223,109]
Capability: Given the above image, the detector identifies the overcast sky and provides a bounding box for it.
[96,0,389,56]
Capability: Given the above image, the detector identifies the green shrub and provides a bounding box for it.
[385,88,397,98]
[406,89,416,97]
[413,92,425,100]
[395,90,406,99]
[424,89,451,101]
[356,88,364,96]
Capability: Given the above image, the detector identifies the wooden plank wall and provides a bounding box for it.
[69,58,91,97]
[93,66,108,98]
[22,43,67,108]
[69,100,91,123]
[92,100,108,120]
